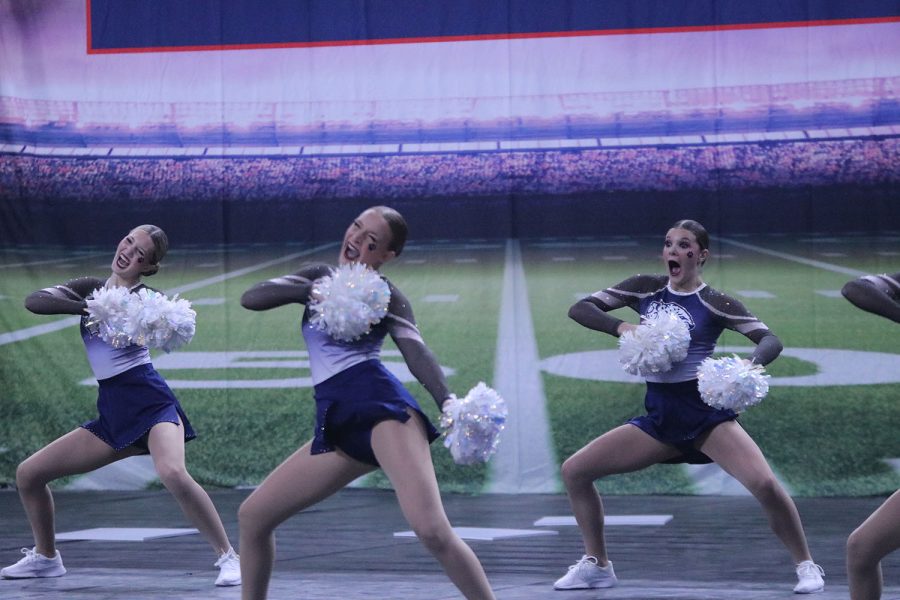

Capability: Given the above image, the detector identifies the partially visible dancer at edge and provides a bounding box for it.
[842,271,900,599]
[554,219,824,594]
[238,206,495,600]
[0,225,240,587]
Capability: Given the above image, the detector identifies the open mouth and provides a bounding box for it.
[115,254,130,269]
[668,260,682,277]
[343,242,360,262]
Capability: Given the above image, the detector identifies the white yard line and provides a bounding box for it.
[0,251,108,270]
[487,240,559,493]
[0,243,336,347]
[717,238,867,277]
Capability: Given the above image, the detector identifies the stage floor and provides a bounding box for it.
[1,488,897,599]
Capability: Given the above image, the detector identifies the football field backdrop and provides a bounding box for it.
[1,1,898,495]
[1,233,897,496]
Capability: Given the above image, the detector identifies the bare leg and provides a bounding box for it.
[15,428,140,557]
[560,424,679,563]
[847,490,900,600]
[238,441,372,600]
[146,421,233,556]
[699,421,812,563]
[371,411,495,600]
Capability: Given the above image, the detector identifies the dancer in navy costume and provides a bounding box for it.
[238,206,495,600]
[842,272,900,599]
[0,225,240,587]
[554,219,824,594]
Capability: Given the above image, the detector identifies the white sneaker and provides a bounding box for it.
[793,560,824,594]
[214,547,241,587]
[554,555,617,590]
[1,547,67,579]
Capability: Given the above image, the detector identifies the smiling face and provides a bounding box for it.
[111,228,157,284]
[339,209,397,270]
[663,227,708,291]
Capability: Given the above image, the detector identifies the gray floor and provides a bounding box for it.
[1,488,898,599]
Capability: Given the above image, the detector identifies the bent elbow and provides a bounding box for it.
[568,301,587,321]
[239,292,260,310]
[23,294,42,314]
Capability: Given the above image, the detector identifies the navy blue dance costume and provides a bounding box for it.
[25,277,195,452]
[241,264,445,466]
[573,274,783,463]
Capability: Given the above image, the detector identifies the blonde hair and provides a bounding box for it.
[132,224,168,276]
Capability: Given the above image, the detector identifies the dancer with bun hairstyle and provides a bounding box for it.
[1,225,240,587]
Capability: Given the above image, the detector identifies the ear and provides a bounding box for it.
[699,249,710,265]
[142,264,160,276]
[382,250,397,265]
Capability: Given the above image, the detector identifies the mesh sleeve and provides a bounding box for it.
[24,276,103,315]
[569,274,667,337]
[385,282,451,409]
[240,263,332,311]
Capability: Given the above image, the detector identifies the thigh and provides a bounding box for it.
[697,420,774,486]
[21,427,138,481]
[370,411,447,526]
[241,441,374,530]
[565,424,681,480]
[146,419,187,472]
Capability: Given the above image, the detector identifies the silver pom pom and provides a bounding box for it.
[440,383,508,465]
[619,312,691,376]
[308,263,391,342]
[85,286,196,352]
[697,354,770,412]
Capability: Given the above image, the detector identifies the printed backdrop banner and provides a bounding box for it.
[0,0,897,495]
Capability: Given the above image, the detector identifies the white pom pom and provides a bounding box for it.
[85,286,137,349]
[440,383,508,465]
[131,289,197,352]
[618,312,691,376]
[697,354,770,412]
[85,286,196,352]
[308,263,391,342]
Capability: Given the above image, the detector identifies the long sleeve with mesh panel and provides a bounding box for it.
[24,277,104,315]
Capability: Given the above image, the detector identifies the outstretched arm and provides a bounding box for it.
[24,277,102,315]
[240,264,332,311]
[841,273,900,323]
[386,284,451,410]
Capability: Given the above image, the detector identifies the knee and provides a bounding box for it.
[15,459,48,491]
[238,497,272,536]
[746,473,781,502]
[561,457,594,489]
[847,527,878,569]
[413,521,454,555]
[155,463,193,495]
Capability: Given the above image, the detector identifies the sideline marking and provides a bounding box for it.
[57,528,198,542]
[534,515,673,527]
[717,238,866,277]
[0,243,336,347]
[394,527,556,541]
[0,251,107,270]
